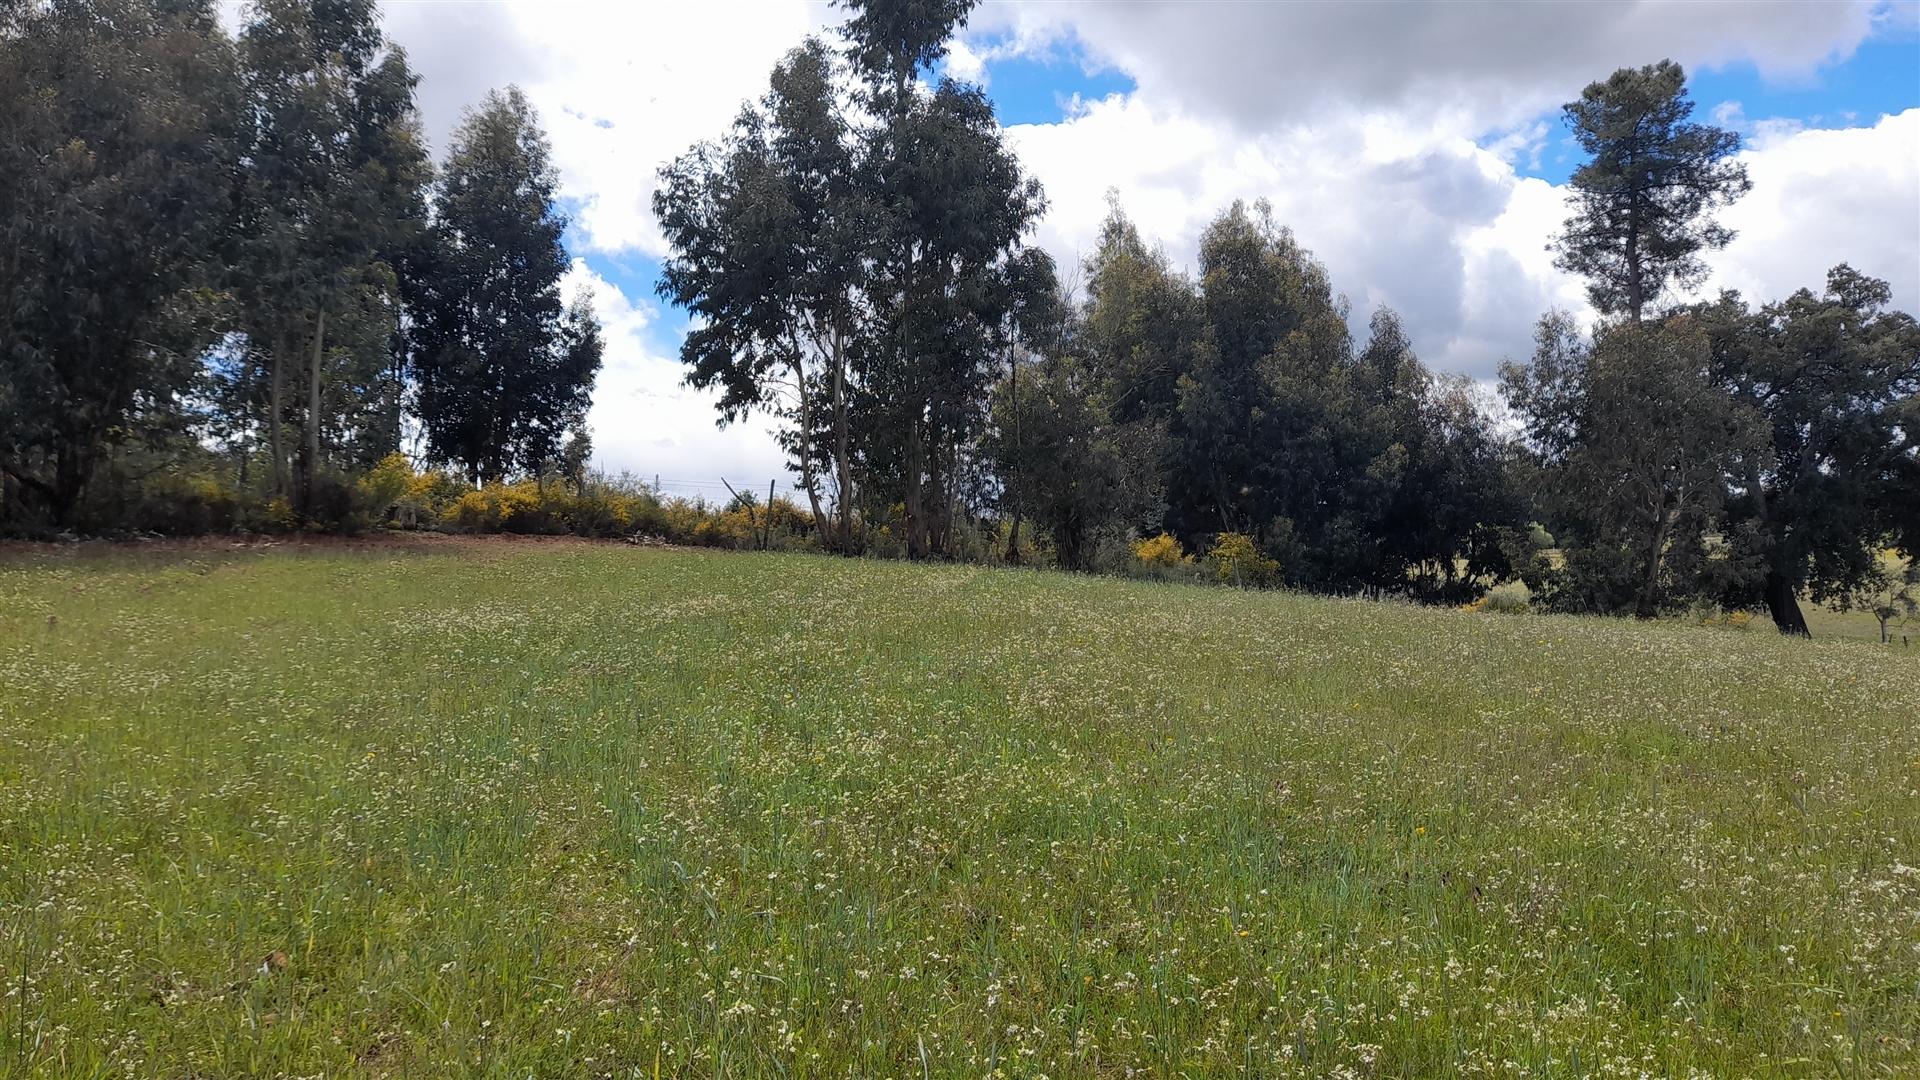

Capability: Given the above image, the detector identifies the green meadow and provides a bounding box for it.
[2,539,1916,1077]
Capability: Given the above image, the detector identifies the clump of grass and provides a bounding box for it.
[1,541,1916,1076]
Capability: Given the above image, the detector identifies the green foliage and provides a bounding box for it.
[1207,531,1281,587]
[1502,314,1764,618]
[661,5,1044,559]
[1699,266,1920,634]
[988,351,1147,571]
[231,0,430,507]
[0,0,241,523]
[2,0,1907,652]
[411,87,599,483]
[130,474,244,536]
[1553,60,1750,321]
[1848,554,1918,644]
[1480,585,1533,615]
[655,37,864,552]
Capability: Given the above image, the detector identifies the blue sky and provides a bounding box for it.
[1525,34,1920,184]
[952,36,1137,126]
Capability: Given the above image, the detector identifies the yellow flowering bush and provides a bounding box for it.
[358,453,415,513]
[1207,532,1280,587]
[354,454,467,528]
[260,496,297,532]
[443,482,545,532]
[1131,532,1192,568]
[343,457,815,548]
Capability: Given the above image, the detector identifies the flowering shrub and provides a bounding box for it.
[259,496,297,532]
[1695,607,1755,630]
[425,475,817,550]
[1131,532,1192,568]
[1207,532,1281,587]
[358,453,415,514]
[443,482,547,533]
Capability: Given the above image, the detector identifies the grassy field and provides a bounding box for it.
[2,538,1917,1078]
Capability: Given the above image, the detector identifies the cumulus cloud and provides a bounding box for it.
[560,261,791,488]
[377,1,832,479]
[1707,108,1920,305]
[382,0,836,256]
[969,0,1886,133]
[1009,98,1918,377]
[1006,96,1569,376]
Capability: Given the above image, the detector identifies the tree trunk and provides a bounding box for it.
[1005,332,1022,564]
[924,435,949,556]
[1764,569,1811,637]
[1625,233,1643,323]
[904,410,927,558]
[1625,196,1644,323]
[236,350,254,490]
[1634,498,1673,619]
[791,355,830,548]
[268,338,286,497]
[303,309,326,507]
[50,444,85,526]
[832,326,853,552]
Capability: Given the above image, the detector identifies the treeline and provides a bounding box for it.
[1,0,602,530]
[653,2,1520,603]
[653,2,1918,634]
[5,0,1914,639]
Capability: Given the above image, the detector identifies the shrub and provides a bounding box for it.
[1207,532,1281,587]
[1132,532,1192,568]
[442,482,554,533]
[557,483,661,537]
[300,471,374,534]
[135,474,240,535]
[1691,605,1755,630]
[255,496,297,533]
[358,453,415,519]
[693,507,757,547]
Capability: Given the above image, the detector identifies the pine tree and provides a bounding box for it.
[1553,61,1750,323]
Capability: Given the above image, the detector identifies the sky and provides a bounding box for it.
[356,0,1920,496]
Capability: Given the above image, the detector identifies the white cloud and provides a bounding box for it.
[382,0,838,257]
[560,260,790,488]
[969,0,1886,134]
[945,38,987,85]
[1008,97,1918,378]
[1708,108,1920,307]
[1007,97,1553,376]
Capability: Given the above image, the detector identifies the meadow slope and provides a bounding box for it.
[2,540,1917,1077]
